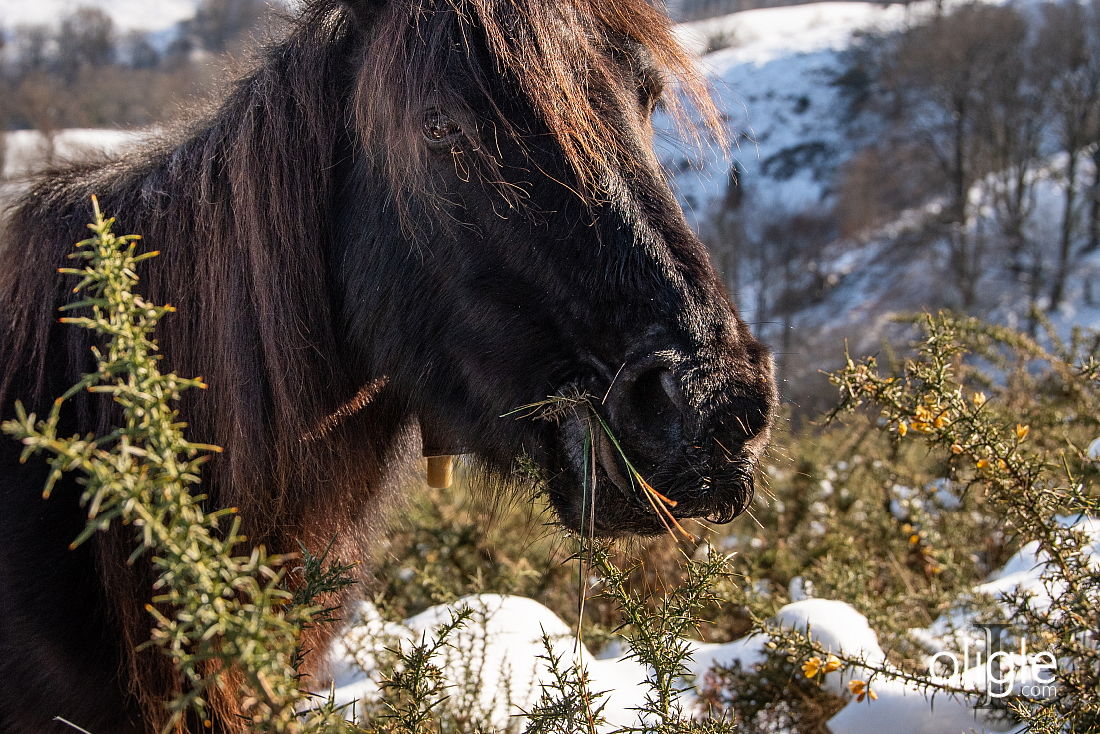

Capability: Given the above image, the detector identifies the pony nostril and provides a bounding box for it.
[659,370,687,413]
[605,362,685,458]
[725,396,773,441]
[625,367,682,429]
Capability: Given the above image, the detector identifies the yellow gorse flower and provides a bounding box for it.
[848,679,878,702]
[972,391,987,407]
[1016,424,1030,441]
[802,656,823,678]
[803,654,843,679]
[910,406,933,432]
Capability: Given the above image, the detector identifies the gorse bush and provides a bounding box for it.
[582,546,740,734]
[700,313,1100,732]
[824,313,1100,731]
[358,607,480,734]
[3,201,356,733]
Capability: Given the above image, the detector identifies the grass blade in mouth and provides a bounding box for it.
[587,407,693,541]
[506,393,695,541]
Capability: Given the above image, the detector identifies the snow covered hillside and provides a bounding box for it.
[668,1,920,224]
[660,0,1100,404]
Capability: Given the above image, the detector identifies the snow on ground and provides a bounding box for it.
[972,515,1100,610]
[2,129,148,179]
[0,129,151,207]
[324,515,1099,733]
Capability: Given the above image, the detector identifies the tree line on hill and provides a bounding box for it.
[670,0,909,22]
[0,0,276,165]
[849,0,1100,313]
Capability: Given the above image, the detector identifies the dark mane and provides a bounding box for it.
[357,0,720,202]
[1,6,377,729]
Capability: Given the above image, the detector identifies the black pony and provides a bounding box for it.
[0,0,777,731]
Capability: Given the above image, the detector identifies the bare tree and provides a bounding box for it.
[0,25,6,180]
[14,72,67,164]
[878,3,1029,308]
[972,13,1047,328]
[980,27,1040,256]
[1033,0,1100,309]
[188,0,270,53]
[56,8,116,83]
[763,210,835,360]
[1076,0,1100,256]
[124,32,161,70]
[835,142,941,240]
[9,24,52,76]
[706,163,748,296]
[707,177,834,363]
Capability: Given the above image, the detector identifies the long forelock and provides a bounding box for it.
[354,0,719,204]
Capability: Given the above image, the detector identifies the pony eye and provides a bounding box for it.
[423,110,462,144]
[638,71,665,115]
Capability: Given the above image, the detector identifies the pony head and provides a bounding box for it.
[332,0,778,535]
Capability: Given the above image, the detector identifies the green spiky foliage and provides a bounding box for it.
[2,200,356,733]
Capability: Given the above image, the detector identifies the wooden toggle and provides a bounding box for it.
[420,416,465,490]
[425,455,454,489]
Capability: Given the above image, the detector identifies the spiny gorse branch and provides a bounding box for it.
[2,199,355,733]
[825,311,1100,732]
